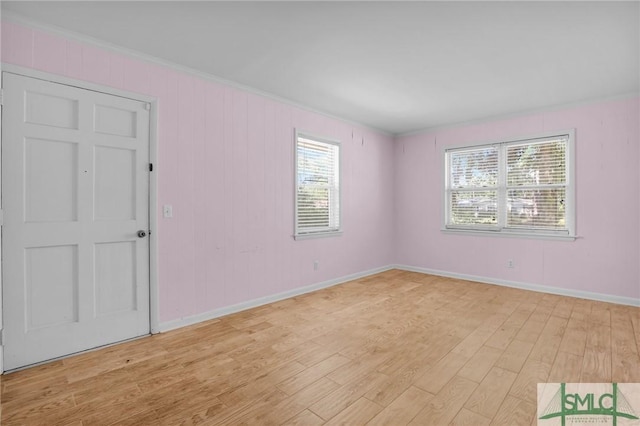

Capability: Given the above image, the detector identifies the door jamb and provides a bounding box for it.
[0,64,161,372]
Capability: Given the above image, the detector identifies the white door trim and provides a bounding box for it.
[0,63,160,372]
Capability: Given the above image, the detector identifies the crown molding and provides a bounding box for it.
[2,12,635,140]
[1,11,394,138]
[396,91,640,139]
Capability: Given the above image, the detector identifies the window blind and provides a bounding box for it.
[448,146,499,227]
[296,134,340,236]
[445,133,572,236]
[505,137,567,231]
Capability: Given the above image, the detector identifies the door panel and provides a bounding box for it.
[94,146,136,220]
[2,72,150,370]
[94,104,137,138]
[94,241,137,316]
[25,90,79,129]
[25,137,79,223]
[25,245,79,330]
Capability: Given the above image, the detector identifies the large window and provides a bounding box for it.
[295,131,341,239]
[444,131,574,237]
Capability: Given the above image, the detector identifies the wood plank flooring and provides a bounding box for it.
[2,270,639,425]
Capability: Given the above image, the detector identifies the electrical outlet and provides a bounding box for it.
[314,261,319,271]
[507,259,514,269]
[163,205,173,218]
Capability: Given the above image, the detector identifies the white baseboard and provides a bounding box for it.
[394,264,640,307]
[158,265,394,332]
[158,263,639,334]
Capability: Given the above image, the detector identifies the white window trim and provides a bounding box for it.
[294,129,342,240]
[442,130,576,240]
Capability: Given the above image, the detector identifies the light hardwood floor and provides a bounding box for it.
[2,270,639,425]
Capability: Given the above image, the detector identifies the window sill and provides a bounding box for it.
[294,230,343,241]
[441,228,577,241]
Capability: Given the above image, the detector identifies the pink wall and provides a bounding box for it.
[1,21,396,323]
[2,19,638,323]
[395,97,640,300]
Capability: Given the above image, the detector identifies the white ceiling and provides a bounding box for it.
[2,1,639,134]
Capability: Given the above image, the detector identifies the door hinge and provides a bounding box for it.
[0,209,4,226]
[0,88,4,106]
[0,329,3,345]
[149,163,153,172]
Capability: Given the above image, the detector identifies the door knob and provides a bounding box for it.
[137,230,147,238]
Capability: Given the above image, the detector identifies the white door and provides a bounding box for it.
[2,73,150,370]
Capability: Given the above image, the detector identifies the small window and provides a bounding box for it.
[295,130,341,239]
[444,131,575,238]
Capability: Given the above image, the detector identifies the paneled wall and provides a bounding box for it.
[2,17,638,334]
[395,97,640,300]
[1,20,396,324]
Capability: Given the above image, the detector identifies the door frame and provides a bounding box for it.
[0,64,161,373]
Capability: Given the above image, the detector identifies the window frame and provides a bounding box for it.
[442,130,576,240]
[294,129,342,240]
